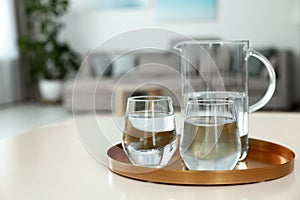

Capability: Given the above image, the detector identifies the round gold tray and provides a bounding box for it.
[107,138,295,185]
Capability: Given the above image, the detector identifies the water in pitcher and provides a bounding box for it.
[122,111,177,168]
[184,91,249,160]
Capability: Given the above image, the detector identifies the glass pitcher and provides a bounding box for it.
[174,40,276,160]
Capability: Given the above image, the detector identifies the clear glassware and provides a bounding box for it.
[122,96,177,168]
[180,99,241,171]
[174,40,276,160]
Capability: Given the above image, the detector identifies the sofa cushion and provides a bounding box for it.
[248,48,277,76]
[112,54,136,76]
[136,53,180,77]
[89,54,112,77]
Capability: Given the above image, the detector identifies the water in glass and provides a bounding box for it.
[184,91,248,160]
[181,116,241,170]
[123,110,177,168]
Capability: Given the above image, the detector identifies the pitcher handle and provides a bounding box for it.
[248,49,276,113]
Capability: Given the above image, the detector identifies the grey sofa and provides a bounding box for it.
[63,49,294,112]
[63,50,182,112]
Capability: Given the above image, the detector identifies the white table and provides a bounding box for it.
[0,112,299,200]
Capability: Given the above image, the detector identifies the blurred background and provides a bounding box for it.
[0,0,299,138]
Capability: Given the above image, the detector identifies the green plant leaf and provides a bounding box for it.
[19,0,82,83]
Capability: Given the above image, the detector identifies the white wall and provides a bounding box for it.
[61,0,300,101]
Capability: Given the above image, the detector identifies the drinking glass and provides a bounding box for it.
[180,100,241,170]
[122,96,177,168]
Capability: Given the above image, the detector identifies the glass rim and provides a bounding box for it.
[174,40,249,50]
[187,99,234,106]
[128,96,172,102]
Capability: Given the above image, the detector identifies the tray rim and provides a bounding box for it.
[107,138,295,185]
